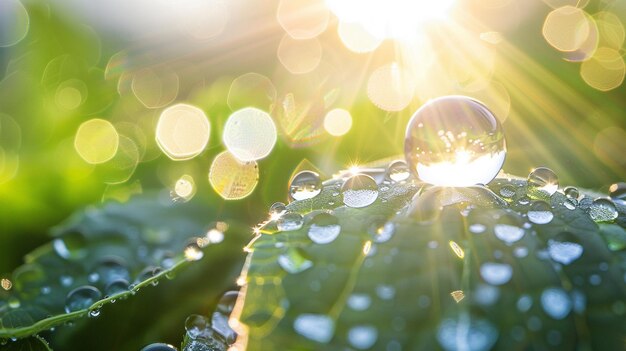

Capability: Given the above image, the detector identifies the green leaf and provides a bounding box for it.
[1,335,52,351]
[193,166,626,350]
[0,194,243,343]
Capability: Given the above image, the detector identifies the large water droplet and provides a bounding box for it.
[347,325,378,350]
[308,213,341,244]
[609,182,626,204]
[342,174,378,208]
[278,248,313,273]
[277,212,304,231]
[53,232,87,260]
[527,167,559,196]
[480,262,513,285]
[289,171,322,201]
[437,316,498,351]
[185,314,213,340]
[548,238,583,265]
[386,160,410,182]
[527,201,554,224]
[404,96,506,187]
[140,343,178,351]
[65,285,102,313]
[541,287,572,320]
[589,198,618,222]
[293,314,335,343]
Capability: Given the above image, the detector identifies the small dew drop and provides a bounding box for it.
[527,167,559,197]
[376,284,396,300]
[437,316,498,351]
[589,198,618,222]
[140,343,178,351]
[386,160,410,182]
[277,212,304,231]
[609,182,626,204]
[494,224,525,244]
[293,314,335,343]
[499,185,516,198]
[469,223,486,234]
[269,202,287,219]
[278,248,313,274]
[307,213,341,244]
[548,239,583,265]
[368,221,395,243]
[564,186,579,200]
[517,295,533,312]
[342,174,379,208]
[347,325,378,350]
[527,201,554,224]
[347,293,372,311]
[53,232,87,260]
[480,262,513,285]
[289,171,322,201]
[541,287,572,320]
[184,314,212,340]
[65,286,102,313]
[184,242,204,261]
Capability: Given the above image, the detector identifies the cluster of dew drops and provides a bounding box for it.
[250,96,626,349]
[0,221,229,344]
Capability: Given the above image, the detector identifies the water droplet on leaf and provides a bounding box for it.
[541,287,572,320]
[184,241,204,261]
[269,202,287,218]
[289,171,322,201]
[548,238,583,265]
[589,198,618,222]
[437,316,498,351]
[278,248,313,273]
[185,314,212,340]
[53,232,87,260]
[65,285,102,313]
[308,213,341,244]
[347,293,372,311]
[527,201,554,224]
[277,212,304,231]
[348,325,378,350]
[404,96,506,186]
[140,343,178,351]
[480,262,513,285]
[609,182,626,204]
[293,314,335,343]
[342,174,378,208]
[386,160,410,182]
[564,186,579,200]
[527,167,559,197]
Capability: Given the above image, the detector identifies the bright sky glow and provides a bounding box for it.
[326,0,456,40]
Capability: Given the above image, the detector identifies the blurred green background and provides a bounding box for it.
[0,0,625,347]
